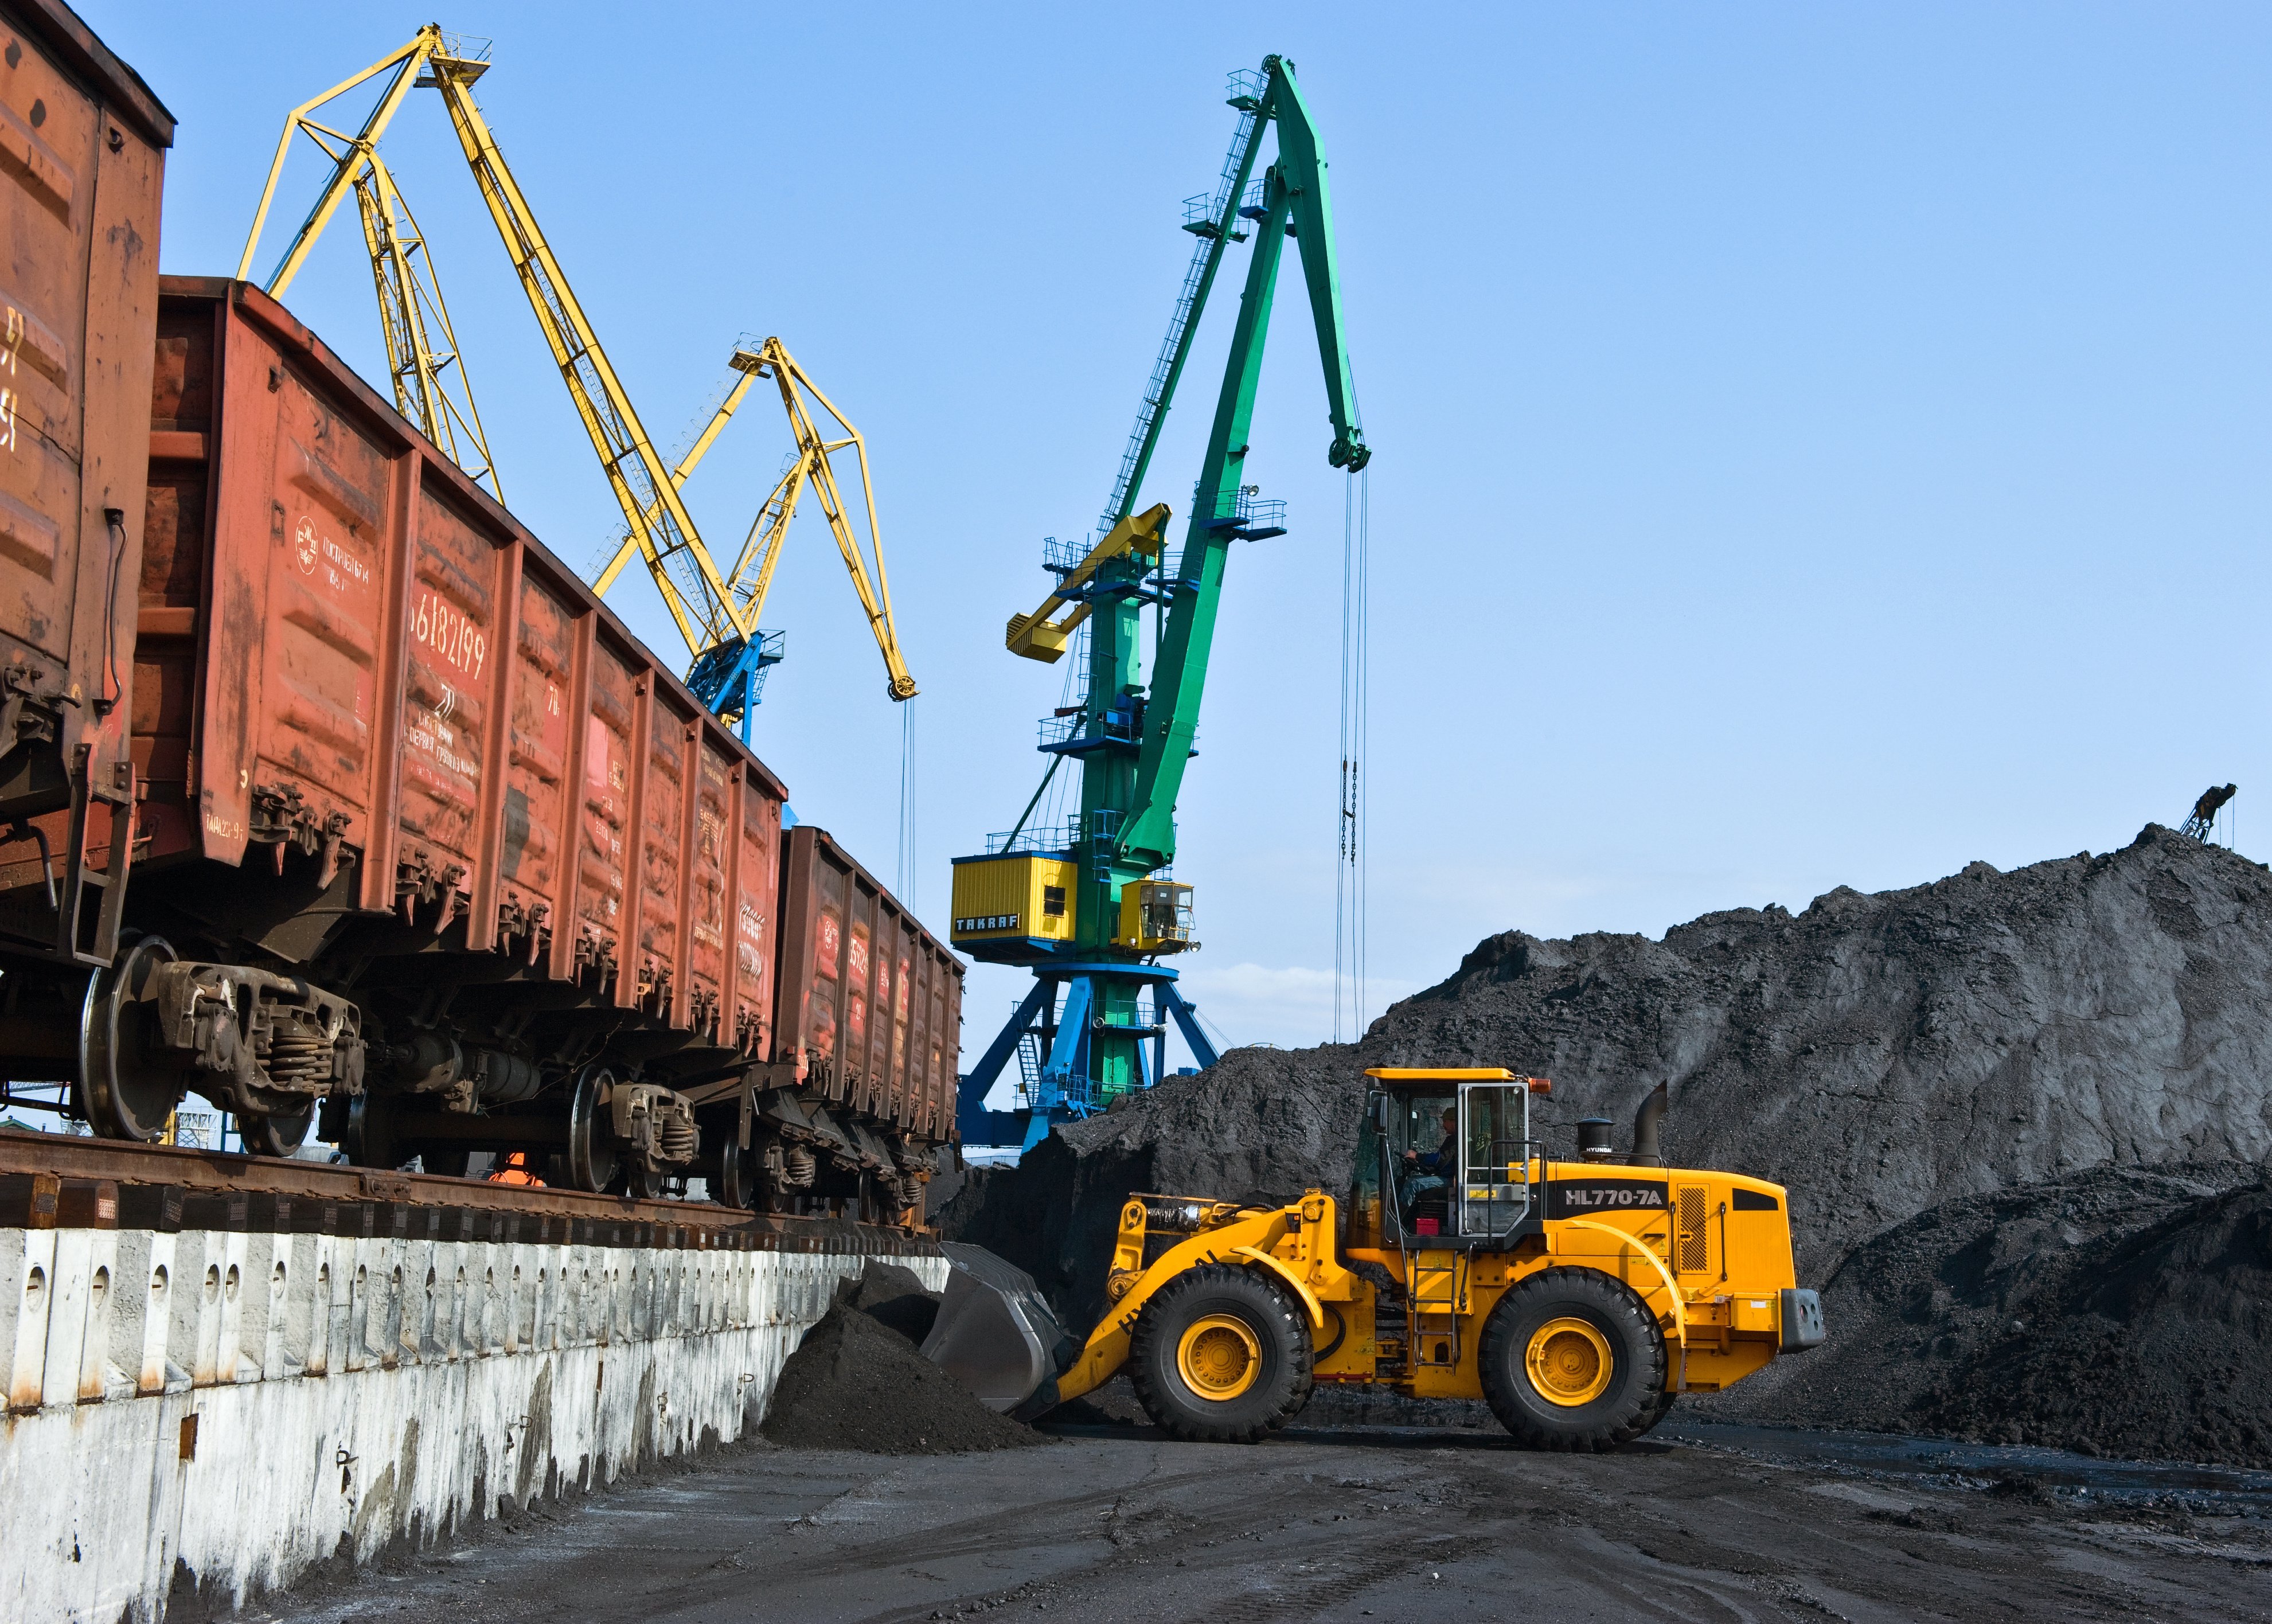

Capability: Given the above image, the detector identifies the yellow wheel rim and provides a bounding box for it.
[1525,1316,1614,1407]
[1176,1313,1262,1400]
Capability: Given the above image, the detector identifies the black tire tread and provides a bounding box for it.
[1478,1266,1667,1453]
[1128,1263,1313,1444]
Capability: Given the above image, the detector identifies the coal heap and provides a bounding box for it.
[944,826,2272,1461]
[834,1259,943,1348]
[759,1264,1042,1455]
[1747,1162,2272,1463]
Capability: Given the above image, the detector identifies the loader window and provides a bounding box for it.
[1349,1092,1387,1248]
[1457,1082,1532,1238]
[1388,1094,1456,1237]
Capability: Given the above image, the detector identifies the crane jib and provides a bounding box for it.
[236,27,918,736]
[1114,56,1369,872]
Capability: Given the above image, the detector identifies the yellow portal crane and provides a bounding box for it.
[238,37,502,499]
[594,335,918,730]
[237,28,917,733]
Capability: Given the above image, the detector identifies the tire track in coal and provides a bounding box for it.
[848,1459,1463,1624]
[572,1454,1236,1623]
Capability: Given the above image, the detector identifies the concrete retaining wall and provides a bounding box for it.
[1,1221,944,1621]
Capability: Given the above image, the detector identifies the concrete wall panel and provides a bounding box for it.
[1,1223,940,1621]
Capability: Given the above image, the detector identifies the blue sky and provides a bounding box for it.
[93,2,2272,1090]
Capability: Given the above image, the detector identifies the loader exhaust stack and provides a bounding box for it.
[1631,1080,1668,1166]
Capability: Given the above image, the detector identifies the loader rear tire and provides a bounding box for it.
[1479,1267,1665,1452]
[1129,1264,1312,1444]
[1641,1386,1678,1435]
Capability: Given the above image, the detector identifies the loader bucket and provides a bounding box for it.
[920,1242,1072,1416]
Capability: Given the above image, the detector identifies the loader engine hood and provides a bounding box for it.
[920,1242,1074,1415]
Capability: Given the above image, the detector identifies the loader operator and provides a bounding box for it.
[1397,1105,1458,1211]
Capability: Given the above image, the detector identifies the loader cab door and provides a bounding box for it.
[1349,1090,1387,1248]
[1455,1080,1533,1239]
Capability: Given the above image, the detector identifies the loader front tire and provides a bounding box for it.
[1479,1267,1666,1452]
[1129,1264,1312,1443]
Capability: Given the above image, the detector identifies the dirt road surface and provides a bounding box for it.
[250,1420,2272,1624]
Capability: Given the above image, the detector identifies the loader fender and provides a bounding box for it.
[1233,1244,1325,1329]
[1555,1218,1687,1346]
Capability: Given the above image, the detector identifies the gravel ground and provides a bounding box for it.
[243,1419,2272,1624]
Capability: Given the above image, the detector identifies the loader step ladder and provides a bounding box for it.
[1404,1252,1469,1372]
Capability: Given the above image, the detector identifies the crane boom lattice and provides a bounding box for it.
[236,27,918,734]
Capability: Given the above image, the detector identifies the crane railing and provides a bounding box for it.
[1096,68,1271,536]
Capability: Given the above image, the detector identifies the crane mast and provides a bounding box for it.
[951,56,1369,1148]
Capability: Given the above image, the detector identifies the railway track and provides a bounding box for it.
[0,1126,936,1254]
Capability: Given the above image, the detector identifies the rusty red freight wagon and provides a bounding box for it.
[772,823,963,1144]
[0,0,170,965]
[0,274,952,1219]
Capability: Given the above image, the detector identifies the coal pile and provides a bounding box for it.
[1903,1174,2272,1462]
[834,1259,943,1348]
[759,1264,1043,1455]
[1711,1162,2272,1461]
[944,826,2272,1462]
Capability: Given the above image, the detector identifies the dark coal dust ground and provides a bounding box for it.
[250,1416,2272,1624]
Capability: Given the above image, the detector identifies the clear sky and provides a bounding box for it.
[90,2,2272,1094]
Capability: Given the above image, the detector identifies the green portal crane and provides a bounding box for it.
[951,56,1370,1146]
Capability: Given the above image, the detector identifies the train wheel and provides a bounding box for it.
[241,1107,314,1158]
[715,1137,760,1211]
[623,1161,662,1201]
[564,1064,619,1193]
[340,1095,402,1168]
[79,935,187,1143]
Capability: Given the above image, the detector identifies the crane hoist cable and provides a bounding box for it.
[1334,465,1370,1044]
[237,27,917,732]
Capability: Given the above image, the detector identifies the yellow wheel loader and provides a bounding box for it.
[924,1067,1825,1449]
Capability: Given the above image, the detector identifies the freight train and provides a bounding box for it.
[0,0,960,1216]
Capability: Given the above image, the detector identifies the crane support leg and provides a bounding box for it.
[957,979,1055,1145]
[1157,982,1220,1071]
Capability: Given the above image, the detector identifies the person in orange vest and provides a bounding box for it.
[489,1150,544,1186]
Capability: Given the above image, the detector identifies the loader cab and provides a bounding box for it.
[1348,1067,1549,1250]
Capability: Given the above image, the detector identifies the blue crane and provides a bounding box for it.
[948,56,1371,1147]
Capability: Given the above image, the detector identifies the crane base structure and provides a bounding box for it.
[957,965,1221,1149]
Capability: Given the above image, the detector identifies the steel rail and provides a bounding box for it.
[0,1129,930,1245]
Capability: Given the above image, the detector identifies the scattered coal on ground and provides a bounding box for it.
[759,1281,1043,1455]
[943,826,2272,1462]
